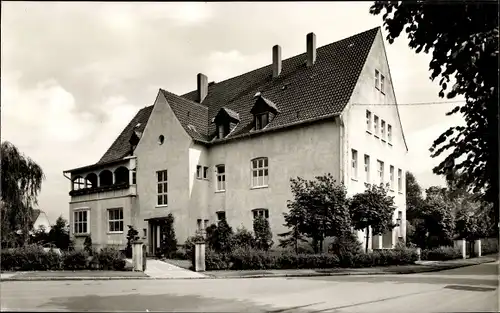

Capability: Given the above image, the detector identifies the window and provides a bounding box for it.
[381,120,386,140]
[398,169,403,192]
[253,209,269,219]
[73,210,89,235]
[108,208,123,233]
[218,124,229,139]
[389,165,395,190]
[388,124,392,143]
[216,211,226,221]
[197,219,202,231]
[255,113,269,130]
[374,115,379,136]
[203,167,209,179]
[364,155,370,182]
[143,228,147,237]
[380,75,385,93]
[375,69,380,88]
[196,165,202,179]
[204,219,209,229]
[351,149,358,179]
[251,157,269,187]
[73,177,86,190]
[377,160,384,184]
[157,170,168,206]
[216,165,226,191]
[132,172,137,184]
[366,110,372,132]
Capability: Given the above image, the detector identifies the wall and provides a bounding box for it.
[133,91,194,243]
[344,28,408,248]
[69,195,134,249]
[206,119,341,241]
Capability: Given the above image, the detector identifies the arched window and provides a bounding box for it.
[114,167,129,185]
[86,173,98,188]
[99,170,113,187]
[72,176,85,190]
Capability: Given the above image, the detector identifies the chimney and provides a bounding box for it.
[197,73,208,103]
[306,32,316,67]
[272,45,282,78]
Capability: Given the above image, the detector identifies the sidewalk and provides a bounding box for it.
[0,270,149,281]
[206,255,498,279]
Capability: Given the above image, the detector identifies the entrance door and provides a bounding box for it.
[148,221,163,257]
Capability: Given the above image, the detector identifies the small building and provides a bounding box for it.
[64,27,408,254]
[32,209,51,233]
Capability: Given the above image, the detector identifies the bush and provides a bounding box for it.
[232,227,256,249]
[205,249,231,270]
[253,216,273,251]
[482,239,499,255]
[84,236,93,255]
[97,247,126,270]
[159,213,178,258]
[421,246,462,261]
[125,225,140,258]
[63,250,89,270]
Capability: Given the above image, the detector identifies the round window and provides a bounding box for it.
[158,135,165,145]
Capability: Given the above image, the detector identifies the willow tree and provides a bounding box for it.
[1,141,45,246]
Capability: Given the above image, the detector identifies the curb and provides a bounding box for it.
[0,275,211,282]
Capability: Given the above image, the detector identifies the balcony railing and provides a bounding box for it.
[69,182,130,197]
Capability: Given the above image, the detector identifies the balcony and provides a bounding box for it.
[69,182,130,197]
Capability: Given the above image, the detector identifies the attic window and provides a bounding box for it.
[255,113,269,130]
[213,107,240,140]
[218,124,229,139]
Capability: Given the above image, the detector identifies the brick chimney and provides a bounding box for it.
[272,45,282,78]
[197,73,208,103]
[306,32,316,67]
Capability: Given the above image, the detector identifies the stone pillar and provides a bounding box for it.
[459,238,467,259]
[416,248,421,261]
[132,240,144,272]
[474,239,482,257]
[194,240,206,272]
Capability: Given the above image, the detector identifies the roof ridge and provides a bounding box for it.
[181,27,380,98]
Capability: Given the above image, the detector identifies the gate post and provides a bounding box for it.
[132,239,145,272]
[194,239,206,272]
[474,239,482,257]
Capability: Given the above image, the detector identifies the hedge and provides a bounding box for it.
[1,245,127,272]
[204,247,418,271]
[421,246,463,261]
[482,239,499,255]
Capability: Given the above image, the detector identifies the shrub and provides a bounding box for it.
[253,216,273,251]
[482,239,499,255]
[97,247,126,270]
[63,250,89,270]
[125,225,140,258]
[205,249,231,270]
[233,226,256,249]
[421,246,462,261]
[83,236,93,255]
[184,232,205,263]
[45,250,63,270]
[159,213,178,258]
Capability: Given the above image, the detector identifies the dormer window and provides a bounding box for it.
[213,107,240,140]
[251,94,279,131]
[255,113,269,130]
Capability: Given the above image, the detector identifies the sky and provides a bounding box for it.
[1,2,465,223]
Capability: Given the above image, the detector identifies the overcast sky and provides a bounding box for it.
[2,2,465,222]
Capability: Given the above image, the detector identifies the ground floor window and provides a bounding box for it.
[73,209,89,235]
[252,208,269,219]
[216,211,226,221]
[108,208,124,232]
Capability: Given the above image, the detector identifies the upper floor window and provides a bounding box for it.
[377,160,384,184]
[364,154,370,182]
[157,170,168,206]
[73,209,89,235]
[253,208,269,220]
[398,169,403,192]
[73,177,86,190]
[132,172,137,184]
[218,124,229,139]
[389,165,395,190]
[216,165,226,191]
[108,208,123,233]
[251,157,269,188]
[366,110,372,132]
[381,120,386,140]
[388,124,393,143]
[196,165,202,179]
[380,75,385,93]
[255,113,269,130]
[351,149,358,179]
[374,115,379,136]
[375,69,380,88]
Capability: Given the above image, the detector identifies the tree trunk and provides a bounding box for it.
[365,227,370,253]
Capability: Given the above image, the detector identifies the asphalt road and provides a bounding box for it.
[1,261,498,313]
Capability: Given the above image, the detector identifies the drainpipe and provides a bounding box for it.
[338,114,346,184]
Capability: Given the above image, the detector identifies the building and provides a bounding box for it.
[31,209,51,233]
[64,27,408,254]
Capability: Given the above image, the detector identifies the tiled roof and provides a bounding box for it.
[97,106,154,164]
[182,27,379,141]
[31,209,41,223]
[90,27,378,168]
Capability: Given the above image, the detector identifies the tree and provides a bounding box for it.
[48,216,72,250]
[284,174,351,253]
[349,184,396,252]
[253,216,273,251]
[370,1,499,229]
[1,141,45,246]
[206,219,234,253]
[405,172,424,220]
[30,225,49,245]
[159,213,178,258]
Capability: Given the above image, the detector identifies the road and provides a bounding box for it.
[1,261,498,312]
